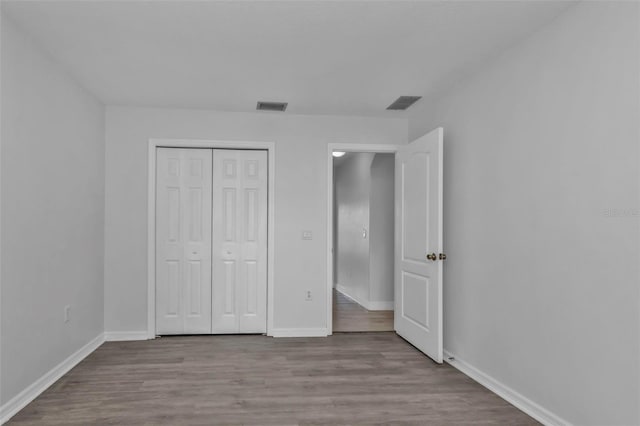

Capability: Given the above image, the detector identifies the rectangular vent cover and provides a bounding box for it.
[256,101,288,112]
[386,96,422,110]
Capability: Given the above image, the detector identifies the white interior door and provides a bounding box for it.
[156,148,213,334]
[212,149,268,333]
[394,127,444,363]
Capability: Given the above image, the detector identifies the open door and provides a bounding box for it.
[394,127,444,363]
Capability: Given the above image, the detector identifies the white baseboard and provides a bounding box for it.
[336,284,367,307]
[443,349,571,426]
[335,285,393,311]
[104,331,150,341]
[335,284,350,295]
[367,300,394,310]
[270,328,328,337]
[0,333,105,424]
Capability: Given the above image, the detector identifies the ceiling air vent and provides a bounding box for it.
[386,96,422,111]
[256,101,288,112]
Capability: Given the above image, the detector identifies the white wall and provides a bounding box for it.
[334,153,375,305]
[369,154,394,305]
[104,107,407,333]
[408,2,639,425]
[1,15,105,406]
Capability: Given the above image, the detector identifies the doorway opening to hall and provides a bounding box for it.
[332,151,395,332]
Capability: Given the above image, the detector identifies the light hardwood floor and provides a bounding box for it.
[8,333,538,425]
[332,288,394,332]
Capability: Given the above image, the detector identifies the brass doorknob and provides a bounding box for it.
[426,253,437,261]
[439,253,447,260]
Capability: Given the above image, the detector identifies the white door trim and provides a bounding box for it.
[326,143,400,334]
[148,139,276,339]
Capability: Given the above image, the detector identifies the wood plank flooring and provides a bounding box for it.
[332,289,394,332]
[8,333,538,425]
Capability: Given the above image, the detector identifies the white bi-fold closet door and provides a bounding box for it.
[212,149,268,333]
[156,148,213,334]
[156,148,268,335]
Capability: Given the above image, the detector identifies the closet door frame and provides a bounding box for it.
[147,139,275,339]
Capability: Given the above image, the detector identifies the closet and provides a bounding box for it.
[155,148,268,334]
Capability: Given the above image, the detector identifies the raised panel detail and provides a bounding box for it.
[402,271,429,330]
[246,261,257,315]
[246,160,258,179]
[168,158,180,176]
[402,153,430,263]
[190,159,203,177]
[167,188,180,242]
[223,159,237,178]
[223,188,236,241]
[188,261,201,315]
[189,188,202,241]
[166,261,180,316]
[245,189,257,242]
[224,261,235,314]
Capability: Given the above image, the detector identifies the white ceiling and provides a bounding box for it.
[3,1,575,116]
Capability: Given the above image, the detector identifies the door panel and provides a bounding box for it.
[156,148,213,335]
[402,153,430,263]
[213,150,268,333]
[395,128,443,363]
[402,271,430,328]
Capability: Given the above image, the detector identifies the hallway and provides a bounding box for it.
[332,289,394,332]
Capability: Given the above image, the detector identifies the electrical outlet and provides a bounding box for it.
[305,290,313,301]
[64,305,71,323]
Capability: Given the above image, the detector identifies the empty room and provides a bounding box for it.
[1,1,638,425]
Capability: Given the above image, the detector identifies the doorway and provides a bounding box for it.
[327,144,398,334]
[327,128,444,363]
[331,152,395,332]
[148,140,276,338]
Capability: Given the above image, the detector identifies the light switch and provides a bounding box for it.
[302,231,313,240]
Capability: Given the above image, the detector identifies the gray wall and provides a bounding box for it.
[408,2,639,424]
[104,106,407,333]
[1,16,105,405]
[369,154,394,304]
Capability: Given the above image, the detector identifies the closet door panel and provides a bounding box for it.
[156,148,212,334]
[212,149,267,333]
